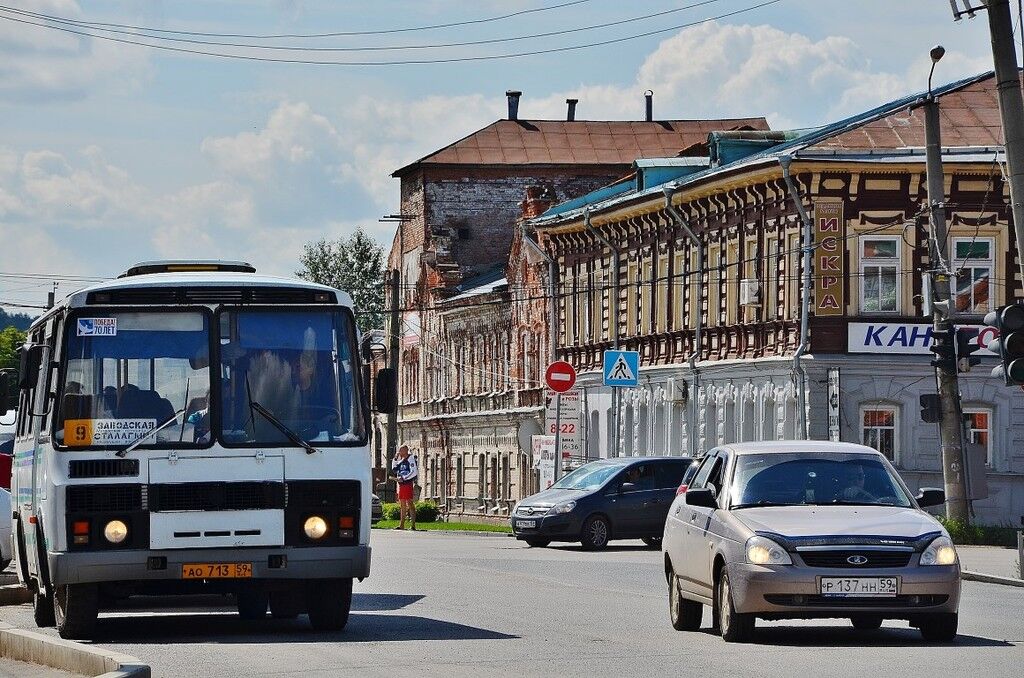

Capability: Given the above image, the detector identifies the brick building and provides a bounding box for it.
[529,71,1024,525]
[384,91,768,518]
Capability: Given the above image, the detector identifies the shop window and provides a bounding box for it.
[861,406,899,462]
[952,238,993,315]
[860,236,900,313]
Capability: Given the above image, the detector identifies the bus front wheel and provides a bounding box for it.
[54,584,98,639]
[306,578,352,632]
[33,590,55,628]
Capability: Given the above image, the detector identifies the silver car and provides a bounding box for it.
[663,441,960,643]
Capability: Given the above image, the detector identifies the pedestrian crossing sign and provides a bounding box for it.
[603,350,639,387]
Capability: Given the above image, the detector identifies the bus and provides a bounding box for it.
[0,261,395,639]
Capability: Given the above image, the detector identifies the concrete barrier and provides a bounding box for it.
[0,623,149,677]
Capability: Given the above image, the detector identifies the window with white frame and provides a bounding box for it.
[861,406,899,462]
[952,237,993,315]
[860,236,900,313]
[962,407,992,467]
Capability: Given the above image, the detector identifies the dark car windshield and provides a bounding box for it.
[551,462,622,491]
[730,452,912,508]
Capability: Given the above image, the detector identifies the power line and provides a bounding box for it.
[2,0,597,40]
[0,271,107,282]
[0,1,724,53]
[0,0,783,66]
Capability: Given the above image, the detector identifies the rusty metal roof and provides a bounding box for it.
[392,118,770,176]
[810,73,1003,150]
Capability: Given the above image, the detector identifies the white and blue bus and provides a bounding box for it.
[0,261,395,638]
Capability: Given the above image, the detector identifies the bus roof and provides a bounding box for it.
[28,272,354,329]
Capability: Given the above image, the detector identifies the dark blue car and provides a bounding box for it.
[511,456,693,550]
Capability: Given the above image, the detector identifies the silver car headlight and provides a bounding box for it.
[547,501,576,515]
[920,536,958,566]
[745,536,793,565]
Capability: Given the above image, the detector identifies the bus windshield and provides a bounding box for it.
[218,308,364,447]
[58,311,211,448]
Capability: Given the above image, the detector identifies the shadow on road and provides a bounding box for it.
[86,610,517,644]
[351,593,425,611]
[695,625,1014,648]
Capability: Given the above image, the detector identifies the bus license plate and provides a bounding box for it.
[182,562,253,579]
[820,577,898,597]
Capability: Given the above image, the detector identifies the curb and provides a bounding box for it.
[373,527,512,537]
[0,623,150,677]
[961,570,1024,588]
[0,585,31,606]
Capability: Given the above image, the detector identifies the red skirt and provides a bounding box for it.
[397,482,414,501]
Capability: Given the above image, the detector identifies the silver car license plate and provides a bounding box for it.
[820,576,899,597]
[515,519,537,529]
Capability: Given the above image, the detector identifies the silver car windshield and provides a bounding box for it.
[551,462,621,491]
[730,452,912,508]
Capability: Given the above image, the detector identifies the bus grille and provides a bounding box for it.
[148,482,286,512]
[68,459,140,479]
[66,485,143,512]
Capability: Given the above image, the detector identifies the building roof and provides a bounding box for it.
[810,75,1005,150]
[391,118,770,177]
[530,71,998,228]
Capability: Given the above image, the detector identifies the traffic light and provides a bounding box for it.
[985,302,1024,384]
[919,393,942,423]
[929,326,956,371]
[955,327,982,373]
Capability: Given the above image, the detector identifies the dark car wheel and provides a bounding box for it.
[851,614,883,631]
[307,578,353,632]
[54,583,99,640]
[642,536,662,548]
[715,568,754,643]
[524,538,550,548]
[237,590,269,620]
[918,613,958,642]
[668,572,702,631]
[580,515,610,550]
[33,590,55,628]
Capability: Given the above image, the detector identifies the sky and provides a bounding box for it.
[0,0,1001,311]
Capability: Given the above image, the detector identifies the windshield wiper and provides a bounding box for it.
[249,400,318,455]
[731,501,800,510]
[117,408,186,458]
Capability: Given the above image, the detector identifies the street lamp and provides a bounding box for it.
[928,45,946,97]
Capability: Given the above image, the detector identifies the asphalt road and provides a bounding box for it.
[1,531,1022,678]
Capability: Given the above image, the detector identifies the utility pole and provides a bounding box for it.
[983,0,1024,283]
[386,268,400,467]
[923,45,971,523]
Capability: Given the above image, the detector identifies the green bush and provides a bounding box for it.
[381,500,439,523]
[939,517,1019,547]
[415,501,440,523]
[381,502,400,521]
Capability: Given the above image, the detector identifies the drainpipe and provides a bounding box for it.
[779,155,812,440]
[584,207,622,457]
[662,187,703,457]
[519,221,558,364]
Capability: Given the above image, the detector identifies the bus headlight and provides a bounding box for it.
[303,516,329,540]
[103,520,128,544]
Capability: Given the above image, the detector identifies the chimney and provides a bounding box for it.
[506,90,522,121]
[566,98,578,121]
[520,185,556,220]
[644,90,654,122]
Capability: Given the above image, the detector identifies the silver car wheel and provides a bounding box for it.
[718,574,731,636]
[590,519,607,546]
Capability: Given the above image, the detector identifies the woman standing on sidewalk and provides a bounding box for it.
[392,445,418,530]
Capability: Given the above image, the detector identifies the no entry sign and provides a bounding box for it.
[545,361,577,393]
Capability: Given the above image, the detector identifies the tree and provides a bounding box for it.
[297,227,385,333]
[0,326,26,372]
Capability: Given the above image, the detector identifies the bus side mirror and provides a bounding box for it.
[0,370,13,412]
[18,345,44,390]
[374,368,397,414]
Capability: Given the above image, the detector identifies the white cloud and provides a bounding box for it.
[0,0,150,102]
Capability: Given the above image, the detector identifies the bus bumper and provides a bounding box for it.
[47,545,371,586]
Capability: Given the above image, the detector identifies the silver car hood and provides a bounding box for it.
[734,505,941,539]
